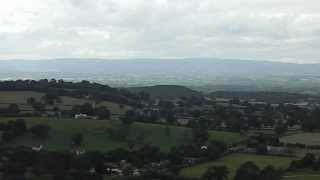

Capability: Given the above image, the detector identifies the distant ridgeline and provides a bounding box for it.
[0,79,139,105]
[126,85,202,99]
[210,91,318,104]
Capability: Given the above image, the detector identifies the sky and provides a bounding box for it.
[0,0,319,63]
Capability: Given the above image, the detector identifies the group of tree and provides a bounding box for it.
[0,119,50,143]
[234,162,282,180]
[0,119,27,143]
[289,153,320,171]
[302,108,320,132]
[0,104,21,117]
[71,133,84,146]
[72,103,111,119]
[0,79,141,105]
[41,92,62,105]
[202,162,282,180]
[170,140,227,163]
[30,124,51,139]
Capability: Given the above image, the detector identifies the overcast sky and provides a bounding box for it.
[0,0,319,63]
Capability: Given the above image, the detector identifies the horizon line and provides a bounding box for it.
[0,57,319,65]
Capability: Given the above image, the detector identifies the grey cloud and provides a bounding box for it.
[0,0,319,62]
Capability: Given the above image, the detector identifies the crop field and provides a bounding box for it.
[0,117,243,152]
[180,153,296,179]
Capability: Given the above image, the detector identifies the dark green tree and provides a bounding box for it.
[259,165,282,180]
[234,162,260,180]
[202,166,229,180]
[30,124,50,139]
[71,133,84,146]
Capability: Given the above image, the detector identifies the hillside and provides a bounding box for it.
[0,91,130,116]
[2,59,320,94]
[127,85,202,99]
[210,91,317,103]
[0,117,243,152]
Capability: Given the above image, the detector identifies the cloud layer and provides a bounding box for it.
[0,0,319,63]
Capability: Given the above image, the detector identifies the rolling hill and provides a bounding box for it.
[126,85,202,99]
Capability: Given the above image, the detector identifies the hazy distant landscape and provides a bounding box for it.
[1,0,320,179]
[2,59,320,94]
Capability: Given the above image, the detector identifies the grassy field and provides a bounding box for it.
[284,170,320,180]
[0,91,129,115]
[284,176,320,180]
[0,117,243,152]
[180,153,296,179]
[281,133,320,146]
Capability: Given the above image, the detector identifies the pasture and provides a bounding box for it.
[281,133,320,146]
[0,90,129,115]
[284,170,320,180]
[180,153,296,179]
[0,117,243,152]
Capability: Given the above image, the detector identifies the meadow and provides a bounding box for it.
[281,133,320,146]
[0,90,129,115]
[180,153,296,179]
[0,117,243,152]
[283,169,320,180]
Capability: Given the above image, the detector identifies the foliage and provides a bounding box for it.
[30,124,51,139]
[202,166,229,180]
[234,161,260,180]
[71,133,84,146]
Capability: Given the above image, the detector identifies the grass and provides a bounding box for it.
[284,176,320,180]
[0,90,129,115]
[281,133,320,146]
[180,153,296,179]
[284,170,320,180]
[0,117,243,152]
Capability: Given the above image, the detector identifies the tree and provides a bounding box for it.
[234,162,260,180]
[207,140,227,159]
[138,91,150,101]
[122,165,134,176]
[72,103,95,116]
[202,166,229,180]
[1,131,15,143]
[121,110,136,125]
[30,124,50,139]
[71,133,83,146]
[26,97,36,105]
[192,121,209,145]
[259,165,282,180]
[94,106,111,119]
[13,119,27,136]
[165,110,176,124]
[41,92,62,105]
[165,125,171,137]
[32,102,46,113]
[7,104,20,115]
[274,123,288,137]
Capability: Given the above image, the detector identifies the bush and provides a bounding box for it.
[71,133,83,146]
[30,124,50,139]
[1,131,15,143]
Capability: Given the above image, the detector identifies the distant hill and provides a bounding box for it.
[127,85,202,99]
[2,58,320,94]
[210,91,317,103]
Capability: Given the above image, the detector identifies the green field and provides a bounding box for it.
[180,153,296,179]
[284,170,320,180]
[284,176,320,180]
[0,117,243,152]
[0,91,129,115]
[281,133,320,146]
